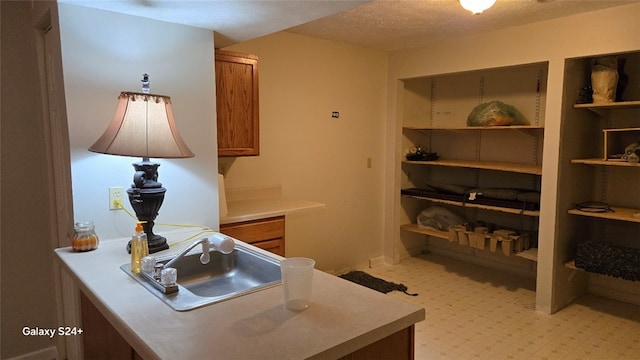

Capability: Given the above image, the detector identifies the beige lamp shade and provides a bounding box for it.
[89,92,194,158]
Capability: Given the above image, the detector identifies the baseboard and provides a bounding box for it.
[383,256,393,265]
[331,267,352,276]
[6,346,58,360]
[396,244,427,262]
[368,256,385,268]
[588,275,640,306]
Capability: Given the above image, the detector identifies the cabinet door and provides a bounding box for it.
[215,49,259,156]
[81,292,138,360]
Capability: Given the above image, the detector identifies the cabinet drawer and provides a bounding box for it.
[220,216,284,243]
[252,239,284,257]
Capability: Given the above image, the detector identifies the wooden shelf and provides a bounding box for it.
[568,207,640,223]
[573,101,640,117]
[401,224,538,261]
[564,260,579,270]
[403,125,544,131]
[573,100,640,110]
[402,159,542,175]
[564,260,636,281]
[566,260,610,278]
[571,158,640,167]
[400,223,449,239]
[515,248,538,262]
[402,194,540,217]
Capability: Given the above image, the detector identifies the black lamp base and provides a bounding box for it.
[147,233,169,253]
[126,158,169,254]
[126,233,168,254]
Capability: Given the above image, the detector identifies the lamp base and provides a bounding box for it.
[126,158,169,254]
[126,233,168,254]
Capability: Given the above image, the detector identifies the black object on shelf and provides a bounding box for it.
[575,241,640,281]
[576,85,593,104]
[576,201,614,213]
[401,188,539,211]
[405,152,439,161]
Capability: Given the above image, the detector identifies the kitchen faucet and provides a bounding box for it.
[134,233,236,295]
[162,233,235,270]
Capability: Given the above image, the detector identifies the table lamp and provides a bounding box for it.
[89,74,194,253]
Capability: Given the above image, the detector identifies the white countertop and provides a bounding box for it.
[221,197,325,224]
[219,184,325,224]
[55,232,424,360]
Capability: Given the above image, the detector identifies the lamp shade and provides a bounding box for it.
[89,92,194,158]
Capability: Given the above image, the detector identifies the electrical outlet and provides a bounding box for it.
[109,187,125,210]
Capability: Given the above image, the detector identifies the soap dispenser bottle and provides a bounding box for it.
[130,222,149,274]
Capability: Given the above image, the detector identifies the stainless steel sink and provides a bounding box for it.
[121,243,281,311]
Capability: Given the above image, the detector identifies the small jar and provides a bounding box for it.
[73,221,99,252]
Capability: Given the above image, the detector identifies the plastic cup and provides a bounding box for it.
[280,257,315,311]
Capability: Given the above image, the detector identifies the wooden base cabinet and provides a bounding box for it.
[338,326,415,360]
[81,292,141,360]
[220,215,285,256]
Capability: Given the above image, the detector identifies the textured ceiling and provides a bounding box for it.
[58,0,371,47]
[287,0,640,51]
[60,0,639,51]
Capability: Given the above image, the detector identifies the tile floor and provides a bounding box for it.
[362,253,640,360]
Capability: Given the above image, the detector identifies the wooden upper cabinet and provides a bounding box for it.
[215,49,259,156]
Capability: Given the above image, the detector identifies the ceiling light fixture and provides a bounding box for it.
[459,0,496,14]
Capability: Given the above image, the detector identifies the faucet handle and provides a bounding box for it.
[141,256,156,273]
[160,267,177,286]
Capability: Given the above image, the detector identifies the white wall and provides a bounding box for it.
[222,32,388,273]
[59,4,219,242]
[384,3,640,313]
